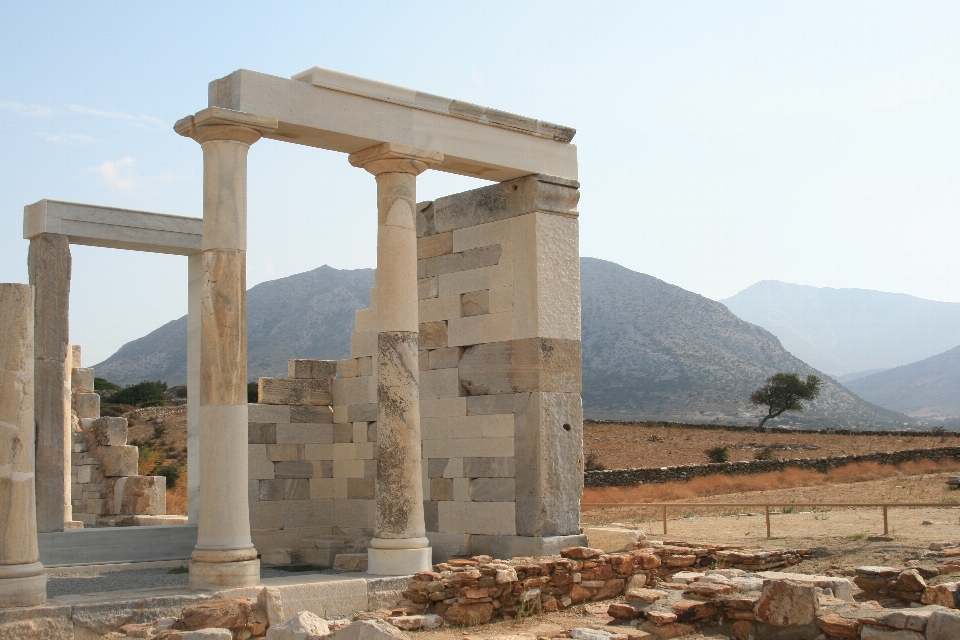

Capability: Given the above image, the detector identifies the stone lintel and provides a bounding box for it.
[458,337,582,396]
[24,200,202,256]
[208,69,578,182]
[418,174,580,237]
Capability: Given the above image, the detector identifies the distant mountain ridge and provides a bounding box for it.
[845,345,960,419]
[721,281,960,377]
[96,260,915,428]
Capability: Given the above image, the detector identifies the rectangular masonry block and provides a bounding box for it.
[351,330,377,358]
[331,375,376,407]
[461,290,489,317]
[481,413,515,438]
[249,404,291,423]
[249,444,267,461]
[447,315,482,347]
[290,405,334,424]
[249,423,277,444]
[248,478,260,502]
[250,501,283,531]
[429,346,462,370]
[418,276,439,300]
[364,458,377,478]
[466,394,515,415]
[453,477,469,502]
[304,444,334,460]
[72,367,95,392]
[464,502,517,536]
[419,321,448,349]
[420,368,463,400]
[91,417,127,447]
[249,460,275,480]
[422,437,513,459]
[288,359,338,380]
[347,403,377,422]
[421,415,482,441]
[438,501,465,534]
[430,478,454,501]
[419,295,462,323]
[452,218,513,253]
[266,444,305,461]
[424,252,464,277]
[309,477,335,499]
[481,310,515,343]
[428,458,449,478]
[274,461,315,479]
[338,358,359,378]
[491,262,513,289]
[352,422,368,443]
[424,501,439,532]
[418,231,453,259]
[469,478,515,502]
[259,478,310,501]
[101,445,138,477]
[367,422,377,442]
[439,266,493,297]
[458,337,582,395]
[347,477,374,499]
[489,286,514,314]
[333,442,375,460]
[358,356,373,377]
[334,499,373,529]
[312,460,334,477]
[259,377,332,406]
[463,456,516,478]
[333,404,348,424]
[421,396,466,418]
[277,423,334,444]
[333,423,352,443]
[462,244,503,271]
[76,392,100,419]
[333,459,366,479]
[354,307,377,333]
[419,350,429,371]
[498,241,514,265]
[284,499,334,529]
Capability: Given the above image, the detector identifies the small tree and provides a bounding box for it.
[751,373,823,428]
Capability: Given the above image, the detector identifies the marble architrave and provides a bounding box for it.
[0,283,46,607]
[349,143,442,575]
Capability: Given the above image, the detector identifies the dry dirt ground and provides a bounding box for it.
[584,421,955,469]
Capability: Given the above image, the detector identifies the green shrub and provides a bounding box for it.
[155,462,184,489]
[105,381,167,407]
[95,377,122,391]
[138,444,165,476]
[584,451,606,472]
[754,446,775,461]
[705,446,729,463]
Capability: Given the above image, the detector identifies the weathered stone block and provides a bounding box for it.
[109,475,165,515]
[461,290,489,317]
[338,358,359,379]
[927,610,960,640]
[463,456,515,478]
[585,526,644,553]
[249,423,277,444]
[418,231,453,259]
[419,321,448,349]
[459,337,581,395]
[249,501,283,531]
[446,315,482,346]
[91,416,127,446]
[418,277,439,300]
[428,347,462,370]
[76,392,100,419]
[288,359,337,380]
[463,501,516,536]
[274,461,314,479]
[283,499,334,528]
[430,478,454,501]
[276,423,333,444]
[346,478,374,499]
[259,479,310,501]
[290,405,334,424]
[420,368,463,399]
[72,367,94,392]
[347,403,377,423]
[469,478,515,502]
[754,580,817,626]
[100,445,138,477]
[465,394,514,415]
[259,378,332,406]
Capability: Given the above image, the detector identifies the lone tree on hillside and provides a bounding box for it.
[750,373,823,428]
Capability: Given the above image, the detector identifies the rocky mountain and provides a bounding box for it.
[96,259,914,428]
[580,258,912,428]
[721,281,960,377]
[95,265,374,386]
[845,345,960,419]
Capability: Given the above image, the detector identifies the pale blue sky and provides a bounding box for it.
[1,1,959,365]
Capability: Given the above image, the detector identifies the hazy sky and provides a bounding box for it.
[1,1,959,365]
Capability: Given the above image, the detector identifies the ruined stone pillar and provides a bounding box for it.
[28,233,71,533]
[175,108,277,589]
[0,284,46,607]
[349,143,443,575]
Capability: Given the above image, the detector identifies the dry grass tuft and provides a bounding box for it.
[583,459,960,505]
[165,471,188,515]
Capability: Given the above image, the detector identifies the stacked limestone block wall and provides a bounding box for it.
[247,361,352,554]
[69,346,167,526]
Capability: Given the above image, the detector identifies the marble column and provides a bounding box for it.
[0,283,46,607]
[348,143,443,575]
[28,233,72,533]
[175,108,277,590]
[187,252,201,525]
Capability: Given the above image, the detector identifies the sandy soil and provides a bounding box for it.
[585,421,955,469]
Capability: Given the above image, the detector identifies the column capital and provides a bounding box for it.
[174,107,279,145]
[349,142,443,176]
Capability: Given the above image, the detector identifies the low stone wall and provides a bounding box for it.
[584,446,960,487]
[587,419,960,439]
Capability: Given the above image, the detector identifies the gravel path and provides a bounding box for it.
[47,565,332,598]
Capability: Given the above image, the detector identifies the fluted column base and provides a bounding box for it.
[367,537,432,576]
[0,562,46,607]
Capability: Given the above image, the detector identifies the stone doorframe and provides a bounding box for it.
[170,65,581,586]
[23,199,203,531]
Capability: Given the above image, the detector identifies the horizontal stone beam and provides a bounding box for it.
[208,68,579,182]
[24,200,202,255]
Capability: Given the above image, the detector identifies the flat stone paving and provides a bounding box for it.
[47,565,334,598]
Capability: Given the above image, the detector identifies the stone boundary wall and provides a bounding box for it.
[584,446,960,487]
[587,419,960,438]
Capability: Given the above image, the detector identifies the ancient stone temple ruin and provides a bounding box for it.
[0,65,584,603]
